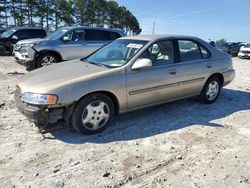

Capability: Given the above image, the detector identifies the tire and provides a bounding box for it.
[0,46,7,56]
[37,53,59,68]
[71,93,114,135]
[200,76,221,104]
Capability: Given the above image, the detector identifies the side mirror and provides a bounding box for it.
[132,58,152,70]
[12,35,18,40]
[62,36,70,42]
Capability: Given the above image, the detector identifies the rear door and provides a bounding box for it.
[126,40,180,109]
[85,29,119,54]
[177,39,212,97]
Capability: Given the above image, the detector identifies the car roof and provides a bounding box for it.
[11,27,45,30]
[120,34,200,41]
[63,26,125,35]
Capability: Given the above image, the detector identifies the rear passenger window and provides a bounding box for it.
[200,45,210,59]
[178,40,201,62]
[86,30,110,41]
[109,32,121,40]
[31,30,47,38]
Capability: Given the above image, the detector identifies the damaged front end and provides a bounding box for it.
[14,87,74,128]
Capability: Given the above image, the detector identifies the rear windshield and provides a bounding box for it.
[244,44,250,48]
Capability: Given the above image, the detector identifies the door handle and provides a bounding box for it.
[168,69,177,75]
[206,64,212,68]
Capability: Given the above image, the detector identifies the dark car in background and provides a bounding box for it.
[0,27,47,55]
[225,42,241,56]
[215,43,227,53]
[13,27,125,69]
[0,28,7,35]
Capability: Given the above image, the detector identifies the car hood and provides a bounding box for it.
[241,47,250,51]
[16,38,48,44]
[18,60,115,93]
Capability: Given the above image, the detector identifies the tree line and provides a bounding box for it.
[0,0,141,34]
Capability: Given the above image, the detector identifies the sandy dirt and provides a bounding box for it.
[0,57,250,188]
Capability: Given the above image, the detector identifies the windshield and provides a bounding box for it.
[244,43,250,48]
[47,28,69,40]
[1,29,16,38]
[86,39,148,67]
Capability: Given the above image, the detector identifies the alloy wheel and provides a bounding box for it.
[41,56,56,66]
[206,80,219,101]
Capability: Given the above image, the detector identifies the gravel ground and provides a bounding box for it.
[0,57,250,188]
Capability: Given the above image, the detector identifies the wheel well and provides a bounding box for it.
[77,91,120,116]
[36,50,63,62]
[208,73,224,85]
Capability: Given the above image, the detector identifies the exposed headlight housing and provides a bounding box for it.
[21,93,58,105]
[14,43,36,51]
[14,44,22,51]
[22,43,36,48]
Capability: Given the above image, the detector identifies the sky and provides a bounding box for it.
[115,0,250,42]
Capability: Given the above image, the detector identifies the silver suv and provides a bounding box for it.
[13,27,125,69]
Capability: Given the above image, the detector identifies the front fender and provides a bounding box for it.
[51,74,127,114]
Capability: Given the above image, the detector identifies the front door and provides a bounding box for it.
[126,40,180,109]
[59,29,88,60]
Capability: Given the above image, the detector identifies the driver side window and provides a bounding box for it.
[64,29,85,42]
[141,40,174,66]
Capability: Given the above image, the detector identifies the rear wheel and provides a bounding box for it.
[200,76,221,104]
[37,53,59,68]
[71,93,114,135]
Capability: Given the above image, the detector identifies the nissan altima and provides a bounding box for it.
[15,35,235,134]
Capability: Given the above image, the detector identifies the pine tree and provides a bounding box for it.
[0,0,141,35]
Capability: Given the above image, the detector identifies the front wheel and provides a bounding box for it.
[200,77,221,104]
[71,93,114,135]
[0,46,7,56]
[37,53,59,68]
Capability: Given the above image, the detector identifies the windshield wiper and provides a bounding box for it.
[87,61,101,66]
[81,59,114,68]
[86,60,109,68]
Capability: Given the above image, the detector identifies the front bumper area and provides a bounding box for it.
[13,47,36,66]
[14,89,64,125]
[238,52,250,59]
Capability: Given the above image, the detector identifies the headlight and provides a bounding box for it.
[18,43,36,50]
[21,93,58,105]
[14,44,21,50]
[24,43,36,47]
